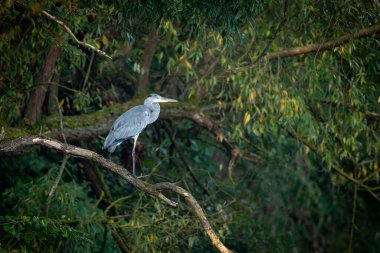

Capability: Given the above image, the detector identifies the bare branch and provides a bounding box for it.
[1,137,176,206]
[41,10,112,60]
[82,51,95,93]
[348,185,357,253]
[0,137,232,253]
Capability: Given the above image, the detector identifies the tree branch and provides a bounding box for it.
[268,23,380,60]
[2,100,262,165]
[41,10,112,60]
[178,111,262,176]
[0,137,232,253]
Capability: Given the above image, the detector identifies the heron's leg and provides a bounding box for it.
[131,135,138,176]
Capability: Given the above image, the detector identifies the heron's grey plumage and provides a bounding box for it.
[103,105,153,153]
[103,94,177,175]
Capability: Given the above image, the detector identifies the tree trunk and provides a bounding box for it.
[25,36,62,124]
[136,27,159,94]
[47,71,60,115]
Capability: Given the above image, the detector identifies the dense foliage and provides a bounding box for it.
[1,0,379,252]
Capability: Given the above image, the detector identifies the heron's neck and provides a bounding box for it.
[147,103,160,124]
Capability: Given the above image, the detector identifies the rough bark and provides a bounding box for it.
[136,27,159,94]
[47,72,60,115]
[25,36,62,123]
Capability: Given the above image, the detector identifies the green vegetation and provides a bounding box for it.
[1,0,379,252]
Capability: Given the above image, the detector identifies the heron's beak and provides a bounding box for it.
[158,97,178,103]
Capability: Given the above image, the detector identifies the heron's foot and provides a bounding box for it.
[137,174,148,179]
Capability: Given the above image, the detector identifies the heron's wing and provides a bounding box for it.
[103,105,152,152]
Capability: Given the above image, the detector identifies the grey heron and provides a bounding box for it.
[103,93,178,175]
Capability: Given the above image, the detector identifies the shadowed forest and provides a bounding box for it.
[0,1,380,252]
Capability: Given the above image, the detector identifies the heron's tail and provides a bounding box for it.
[103,133,122,153]
[103,133,115,153]
[103,143,117,153]
[105,144,117,153]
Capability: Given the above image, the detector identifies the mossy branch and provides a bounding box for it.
[1,99,261,165]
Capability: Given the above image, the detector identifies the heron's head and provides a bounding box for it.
[144,93,178,105]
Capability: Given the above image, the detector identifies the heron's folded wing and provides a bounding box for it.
[104,106,151,149]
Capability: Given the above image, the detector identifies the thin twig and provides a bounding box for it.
[45,97,68,215]
[104,196,132,216]
[36,81,81,93]
[348,185,357,253]
[82,50,95,93]
[41,10,112,60]
[95,191,105,208]
[227,147,239,183]
[55,96,67,144]
[333,167,380,203]
[45,156,69,215]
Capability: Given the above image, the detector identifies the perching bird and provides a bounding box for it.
[103,93,178,175]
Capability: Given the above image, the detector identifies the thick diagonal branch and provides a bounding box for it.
[0,137,232,253]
